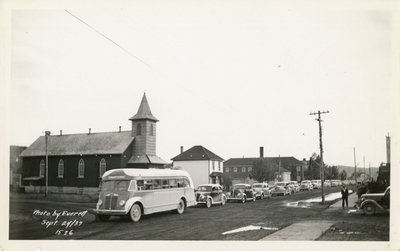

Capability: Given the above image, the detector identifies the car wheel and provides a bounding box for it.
[177,199,185,214]
[363,203,376,216]
[206,198,212,208]
[241,196,246,203]
[221,196,226,206]
[129,204,142,222]
[98,214,110,222]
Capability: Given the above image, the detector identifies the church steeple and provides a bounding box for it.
[128,93,167,168]
[129,93,158,122]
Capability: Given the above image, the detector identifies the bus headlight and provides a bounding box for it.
[97,199,103,206]
[119,200,126,206]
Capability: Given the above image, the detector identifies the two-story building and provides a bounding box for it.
[223,147,305,185]
[171,145,224,188]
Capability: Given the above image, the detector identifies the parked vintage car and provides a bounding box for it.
[288,181,300,192]
[324,180,331,187]
[227,183,256,203]
[299,180,313,191]
[358,186,390,215]
[330,180,340,187]
[252,183,271,200]
[270,185,289,196]
[311,180,321,189]
[275,182,293,194]
[195,184,227,208]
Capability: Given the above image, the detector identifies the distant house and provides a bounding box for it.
[171,145,224,188]
[19,93,167,194]
[223,147,305,184]
[10,145,27,188]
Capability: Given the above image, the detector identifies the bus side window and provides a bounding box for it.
[153,180,161,189]
[144,180,153,190]
[177,179,184,188]
[136,180,144,191]
[161,179,169,189]
[169,179,178,188]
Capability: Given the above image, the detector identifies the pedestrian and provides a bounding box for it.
[341,185,349,208]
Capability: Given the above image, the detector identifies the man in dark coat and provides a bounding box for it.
[341,185,349,208]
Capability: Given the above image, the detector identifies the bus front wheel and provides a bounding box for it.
[177,199,185,214]
[130,204,142,222]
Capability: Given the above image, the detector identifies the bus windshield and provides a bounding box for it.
[101,180,130,191]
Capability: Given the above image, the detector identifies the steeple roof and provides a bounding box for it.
[129,93,159,122]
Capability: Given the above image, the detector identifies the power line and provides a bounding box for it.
[64,9,153,69]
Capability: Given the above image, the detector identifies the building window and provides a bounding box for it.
[150,124,154,136]
[234,167,237,172]
[58,159,64,178]
[39,160,45,177]
[137,124,142,136]
[248,166,252,172]
[99,158,106,177]
[242,167,246,172]
[78,159,85,178]
[212,161,215,170]
[225,167,229,172]
[218,162,221,171]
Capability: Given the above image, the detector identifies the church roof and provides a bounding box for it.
[20,131,134,157]
[129,93,159,122]
[171,145,224,161]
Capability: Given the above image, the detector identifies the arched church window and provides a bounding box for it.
[39,160,45,177]
[78,159,85,178]
[99,158,106,177]
[58,159,64,178]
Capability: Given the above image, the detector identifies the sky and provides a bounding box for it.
[7,2,399,168]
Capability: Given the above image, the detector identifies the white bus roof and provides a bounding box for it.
[103,168,192,179]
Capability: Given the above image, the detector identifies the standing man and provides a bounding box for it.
[341,185,349,208]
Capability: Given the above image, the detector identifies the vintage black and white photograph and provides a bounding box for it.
[1,0,399,250]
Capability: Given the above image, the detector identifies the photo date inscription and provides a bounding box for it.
[33,209,88,236]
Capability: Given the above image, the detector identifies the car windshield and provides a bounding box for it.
[101,180,130,191]
[252,184,262,188]
[301,181,310,184]
[234,185,247,189]
[275,182,285,186]
[197,186,212,192]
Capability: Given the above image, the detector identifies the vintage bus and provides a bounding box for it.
[94,168,196,222]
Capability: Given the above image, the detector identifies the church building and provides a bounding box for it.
[20,93,166,194]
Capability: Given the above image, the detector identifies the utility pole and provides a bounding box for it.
[353,147,357,184]
[309,110,329,204]
[363,156,366,182]
[369,162,371,181]
[45,131,51,197]
[278,155,281,182]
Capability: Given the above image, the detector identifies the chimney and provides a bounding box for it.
[89,128,91,134]
[180,146,184,153]
[60,130,62,136]
[260,146,264,158]
[119,126,121,133]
